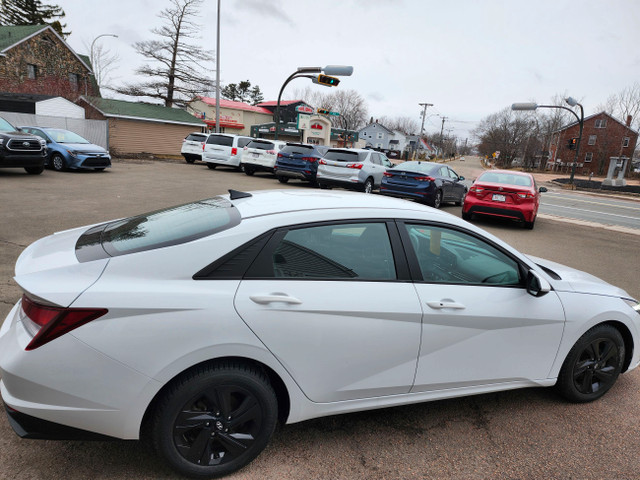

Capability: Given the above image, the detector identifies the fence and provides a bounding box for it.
[0,112,109,149]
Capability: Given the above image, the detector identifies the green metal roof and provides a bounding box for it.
[83,96,205,126]
[0,25,48,51]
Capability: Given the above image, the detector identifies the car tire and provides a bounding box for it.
[318,182,329,189]
[277,176,289,184]
[556,324,624,403]
[206,164,217,170]
[524,216,536,230]
[462,211,472,221]
[150,362,278,478]
[24,166,44,175]
[51,153,66,172]
[363,177,374,194]
[184,156,196,164]
[455,190,466,206]
[429,190,443,209]
[94,168,106,172]
[243,165,255,176]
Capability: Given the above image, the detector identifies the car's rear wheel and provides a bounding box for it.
[462,211,472,221]
[277,176,289,184]
[151,362,278,478]
[524,216,536,230]
[24,166,44,175]
[94,168,106,172]
[51,153,65,172]
[363,177,374,194]
[429,190,443,208]
[206,164,217,170]
[243,165,255,176]
[556,325,624,403]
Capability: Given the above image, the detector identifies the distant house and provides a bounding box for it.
[549,112,638,175]
[0,25,98,100]
[79,96,205,157]
[358,122,395,149]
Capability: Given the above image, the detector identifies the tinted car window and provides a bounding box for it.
[186,133,207,142]
[206,135,233,147]
[75,197,240,261]
[281,144,314,154]
[237,137,252,148]
[271,223,396,280]
[404,224,520,285]
[324,150,359,162]
[247,140,274,150]
[479,172,533,187]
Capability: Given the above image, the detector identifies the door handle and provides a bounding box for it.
[426,300,466,310]
[249,294,302,305]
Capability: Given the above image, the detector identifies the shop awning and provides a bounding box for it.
[204,119,245,129]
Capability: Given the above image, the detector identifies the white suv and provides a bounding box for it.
[202,133,253,169]
[180,132,209,163]
[317,148,393,193]
[240,139,287,176]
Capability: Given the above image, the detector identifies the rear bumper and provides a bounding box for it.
[379,185,434,201]
[464,204,534,222]
[274,167,315,181]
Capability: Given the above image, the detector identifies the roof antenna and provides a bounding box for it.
[228,189,252,200]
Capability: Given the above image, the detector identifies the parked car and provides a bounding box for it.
[317,148,393,193]
[202,133,253,170]
[240,139,287,176]
[380,161,467,208]
[20,126,111,172]
[274,143,329,184]
[2,190,639,478]
[0,117,46,175]
[462,169,547,229]
[181,132,210,163]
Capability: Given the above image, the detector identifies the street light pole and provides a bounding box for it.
[88,33,118,95]
[215,0,221,133]
[512,98,584,185]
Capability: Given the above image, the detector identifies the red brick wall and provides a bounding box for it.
[550,112,638,175]
[0,30,98,100]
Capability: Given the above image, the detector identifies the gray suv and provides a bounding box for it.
[316,148,393,193]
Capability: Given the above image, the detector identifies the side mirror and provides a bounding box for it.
[459,176,465,181]
[539,186,548,193]
[526,270,551,297]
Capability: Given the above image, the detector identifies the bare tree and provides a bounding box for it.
[290,87,368,131]
[86,42,119,94]
[114,0,214,106]
[377,116,420,136]
[474,107,534,167]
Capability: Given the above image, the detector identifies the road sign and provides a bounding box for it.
[328,111,340,116]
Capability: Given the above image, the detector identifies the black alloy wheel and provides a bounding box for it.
[151,362,278,478]
[51,153,66,171]
[556,325,624,403]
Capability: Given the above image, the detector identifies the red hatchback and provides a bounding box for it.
[462,170,547,229]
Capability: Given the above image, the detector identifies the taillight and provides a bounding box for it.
[267,149,276,155]
[414,176,435,182]
[319,159,327,165]
[231,147,238,156]
[21,294,108,351]
[383,171,392,177]
[277,153,284,159]
[517,192,535,199]
[202,143,205,151]
[346,163,363,169]
[469,186,484,194]
[302,156,317,163]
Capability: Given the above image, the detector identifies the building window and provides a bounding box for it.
[377,133,383,139]
[27,64,38,79]
[595,119,607,128]
[585,152,593,163]
[588,135,596,145]
[623,137,630,147]
[69,73,80,90]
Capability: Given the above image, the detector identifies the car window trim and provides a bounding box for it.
[395,220,528,287]
[243,219,412,282]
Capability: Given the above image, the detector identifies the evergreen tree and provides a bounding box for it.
[0,0,69,38]
[221,80,264,106]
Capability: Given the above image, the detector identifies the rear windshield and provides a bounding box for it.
[238,137,252,148]
[396,162,438,174]
[479,172,533,187]
[247,140,274,150]
[75,197,240,262]
[186,133,206,142]
[324,150,360,162]
[206,135,233,146]
[281,144,314,155]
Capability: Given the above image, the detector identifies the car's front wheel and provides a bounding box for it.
[24,166,44,175]
[51,153,65,171]
[556,325,625,403]
[151,362,278,478]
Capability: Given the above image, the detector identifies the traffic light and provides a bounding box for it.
[567,137,578,150]
[316,74,340,87]
[317,108,330,115]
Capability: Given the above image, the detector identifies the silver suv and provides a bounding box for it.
[202,133,253,169]
[317,148,393,193]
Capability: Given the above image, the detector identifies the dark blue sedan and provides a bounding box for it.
[380,161,467,208]
[19,126,111,172]
[274,143,329,184]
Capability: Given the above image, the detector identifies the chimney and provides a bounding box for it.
[626,115,632,127]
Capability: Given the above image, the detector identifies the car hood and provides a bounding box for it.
[14,226,109,307]
[57,143,107,153]
[527,255,630,299]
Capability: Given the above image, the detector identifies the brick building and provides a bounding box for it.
[548,112,638,176]
[0,25,98,101]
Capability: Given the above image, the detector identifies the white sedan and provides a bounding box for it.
[1,190,639,478]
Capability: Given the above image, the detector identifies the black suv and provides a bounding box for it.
[274,143,329,184]
[0,116,46,175]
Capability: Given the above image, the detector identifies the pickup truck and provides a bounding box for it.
[0,116,46,174]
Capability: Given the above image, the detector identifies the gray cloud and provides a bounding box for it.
[235,0,294,27]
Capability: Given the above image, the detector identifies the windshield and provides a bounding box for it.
[47,129,90,144]
[479,172,533,187]
[0,117,17,133]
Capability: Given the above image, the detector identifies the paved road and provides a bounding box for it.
[1,159,640,480]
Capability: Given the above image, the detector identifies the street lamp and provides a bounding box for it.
[88,33,118,95]
[273,65,353,140]
[512,97,584,185]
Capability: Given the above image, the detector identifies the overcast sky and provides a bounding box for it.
[61,0,640,140]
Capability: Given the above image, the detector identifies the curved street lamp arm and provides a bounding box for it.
[274,71,311,140]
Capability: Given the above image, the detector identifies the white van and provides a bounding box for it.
[202,133,253,169]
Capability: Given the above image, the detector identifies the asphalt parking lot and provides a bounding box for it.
[1,159,640,480]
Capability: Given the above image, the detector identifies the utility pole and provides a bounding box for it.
[439,116,448,160]
[417,102,433,160]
